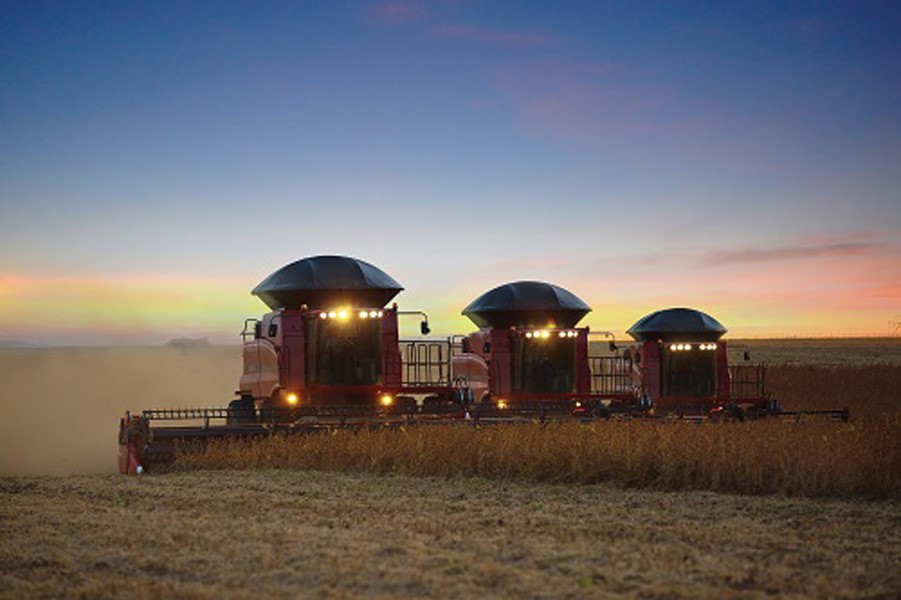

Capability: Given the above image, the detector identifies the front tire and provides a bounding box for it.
[227,396,255,425]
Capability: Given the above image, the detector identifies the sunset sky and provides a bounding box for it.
[1,1,899,345]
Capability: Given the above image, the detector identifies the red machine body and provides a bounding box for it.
[618,340,769,414]
[238,305,457,412]
[459,326,598,408]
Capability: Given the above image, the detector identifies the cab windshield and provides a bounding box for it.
[307,317,381,386]
[663,348,716,397]
[512,337,576,394]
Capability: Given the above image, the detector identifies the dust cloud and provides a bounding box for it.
[0,346,240,476]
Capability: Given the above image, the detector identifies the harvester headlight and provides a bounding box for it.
[496,399,508,410]
[525,332,533,338]
[338,310,348,319]
[360,310,369,319]
[286,392,300,406]
[559,331,566,338]
[575,401,582,408]
[670,344,677,351]
[379,394,394,407]
[541,330,550,339]
[684,344,691,350]
[319,312,328,319]
[328,311,337,319]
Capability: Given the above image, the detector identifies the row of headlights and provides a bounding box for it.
[524,330,579,339]
[318,309,384,320]
[283,391,394,407]
[669,343,718,351]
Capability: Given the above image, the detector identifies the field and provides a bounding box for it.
[2,470,899,598]
[1,340,900,597]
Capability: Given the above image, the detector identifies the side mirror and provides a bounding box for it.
[743,350,751,362]
[268,323,278,337]
[608,341,617,352]
[253,322,262,340]
[483,342,491,354]
[420,320,431,336]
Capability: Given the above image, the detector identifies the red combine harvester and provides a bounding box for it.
[597,308,775,420]
[118,255,849,475]
[447,281,614,417]
[591,308,849,421]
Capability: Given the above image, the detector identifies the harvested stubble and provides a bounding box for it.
[174,365,901,499]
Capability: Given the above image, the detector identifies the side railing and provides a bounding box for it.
[589,356,633,395]
[401,339,453,387]
[730,364,766,400]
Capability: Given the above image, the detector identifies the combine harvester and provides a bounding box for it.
[118,255,849,475]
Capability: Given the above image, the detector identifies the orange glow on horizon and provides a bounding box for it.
[1,265,899,345]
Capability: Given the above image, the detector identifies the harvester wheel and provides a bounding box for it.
[727,404,746,422]
[594,404,612,420]
[227,396,255,425]
[422,395,441,414]
[393,396,417,415]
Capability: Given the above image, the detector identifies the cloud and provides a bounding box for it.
[707,242,886,265]
[431,24,553,48]
[486,60,677,144]
[365,1,428,25]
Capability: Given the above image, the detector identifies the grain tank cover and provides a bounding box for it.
[627,308,727,342]
[252,255,403,310]
[462,281,591,329]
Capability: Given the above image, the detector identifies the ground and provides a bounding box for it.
[1,470,898,598]
[1,342,899,597]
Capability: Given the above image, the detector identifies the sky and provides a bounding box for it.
[1,1,900,345]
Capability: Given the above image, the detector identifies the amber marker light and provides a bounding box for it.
[379,394,394,407]
[496,399,508,410]
[286,393,299,406]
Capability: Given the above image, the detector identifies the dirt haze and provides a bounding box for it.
[0,347,239,476]
[1,340,899,477]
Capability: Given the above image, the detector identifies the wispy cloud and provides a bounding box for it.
[709,242,886,265]
[365,1,428,25]
[431,24,553,48]
[487,60,678,143]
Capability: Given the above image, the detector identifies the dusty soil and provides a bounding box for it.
[0,346,240,476]
[1,470,899,599]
